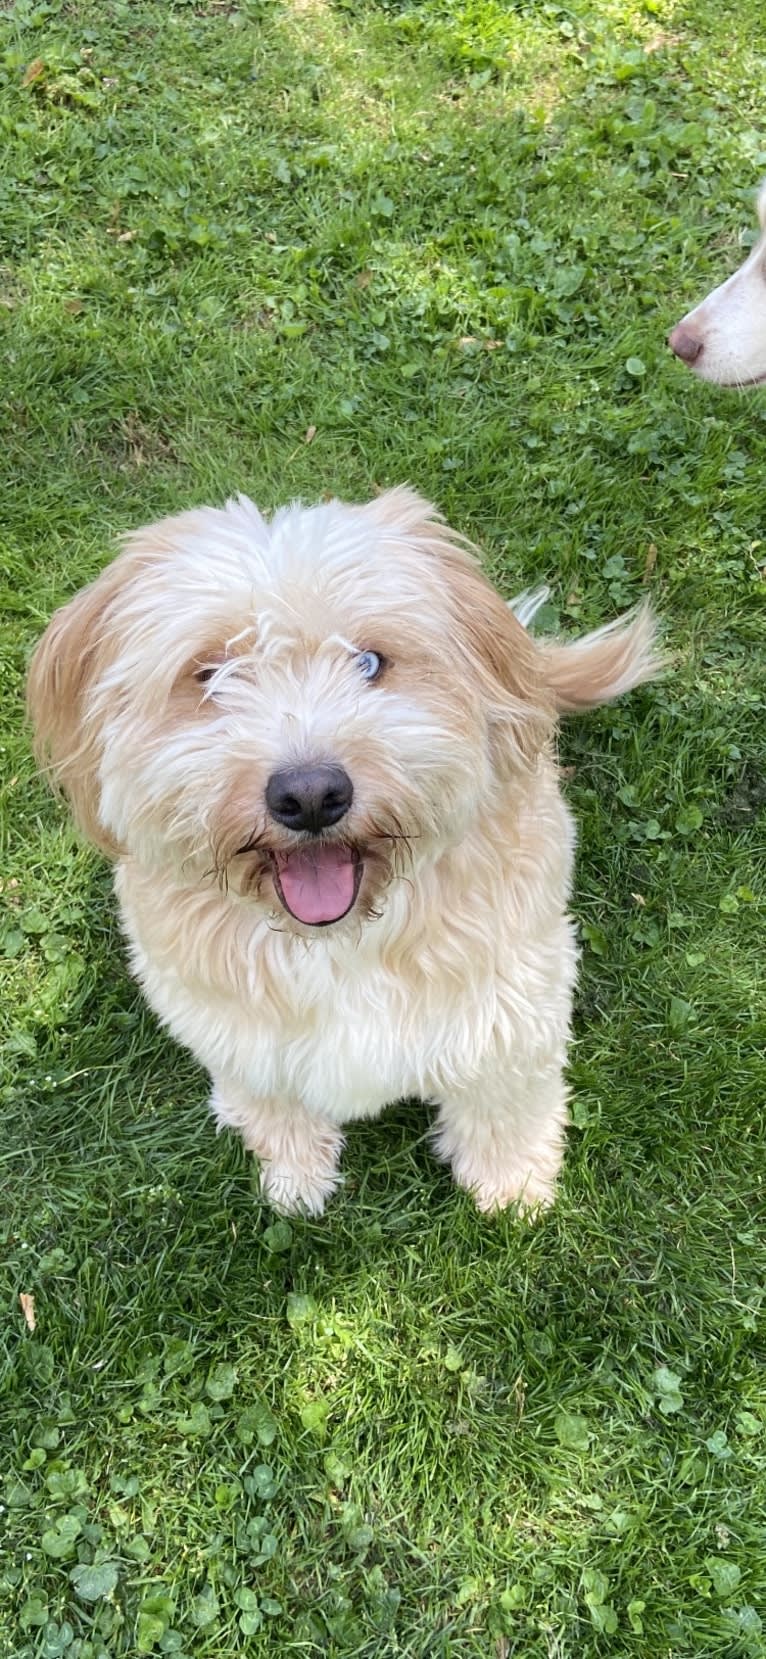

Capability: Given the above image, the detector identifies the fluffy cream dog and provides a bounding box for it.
[28,488,658,1217]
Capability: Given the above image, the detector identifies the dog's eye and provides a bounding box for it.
[356,650,385,682]
[195,665,217,685]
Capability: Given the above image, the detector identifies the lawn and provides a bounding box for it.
[1,0,765,1653]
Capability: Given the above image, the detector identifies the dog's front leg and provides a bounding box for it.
[432,1060,568,1215]
[210,1080,344,1216]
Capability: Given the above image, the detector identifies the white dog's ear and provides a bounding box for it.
[435,544,553,768]
[27,554,136,854]
[366,489,552,767]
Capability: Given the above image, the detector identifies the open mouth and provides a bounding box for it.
[271,844,363,926]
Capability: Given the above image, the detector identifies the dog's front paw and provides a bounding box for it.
[434,1086,566,1218]
[472,1167,556,1217]
[451,1154,558,1217]
[258,1152,343,1218]
[210,1084,344,1218]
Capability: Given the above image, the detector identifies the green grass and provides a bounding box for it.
[1,0,766,1652]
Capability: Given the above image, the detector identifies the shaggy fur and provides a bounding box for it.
[668,180,766,386]
[28,488,660,1216]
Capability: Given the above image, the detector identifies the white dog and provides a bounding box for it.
[28,488,659,1217]
[668,180,766,385]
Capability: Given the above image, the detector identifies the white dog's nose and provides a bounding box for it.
[266,763,353,834]
[668,323,703,364]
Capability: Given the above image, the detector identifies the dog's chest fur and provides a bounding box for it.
[115,768,577,1125]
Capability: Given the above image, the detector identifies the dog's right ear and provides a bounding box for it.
[365,486,554,769]
[27,557,132,856]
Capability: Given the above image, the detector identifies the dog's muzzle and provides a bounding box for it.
[265,763,360,926]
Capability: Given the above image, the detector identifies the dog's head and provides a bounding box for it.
[668,180,766,386]
[28,488,553,931]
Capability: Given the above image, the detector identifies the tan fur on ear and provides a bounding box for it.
[366,487,553,766]
[436,548,554,765]
[539,603,661,713]
[367,490,661,746]
[27,556,136,855]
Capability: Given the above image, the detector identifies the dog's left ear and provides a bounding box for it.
[366,488,553,769]
[436,543,553,770]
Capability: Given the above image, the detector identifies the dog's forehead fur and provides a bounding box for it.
[118,492,465,665]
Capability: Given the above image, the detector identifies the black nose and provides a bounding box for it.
[265,764,353,834]
[667,323,703,364]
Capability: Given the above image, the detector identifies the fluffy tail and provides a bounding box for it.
[537,603,662,713]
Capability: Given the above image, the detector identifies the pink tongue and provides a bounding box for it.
[274,845,359,926]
